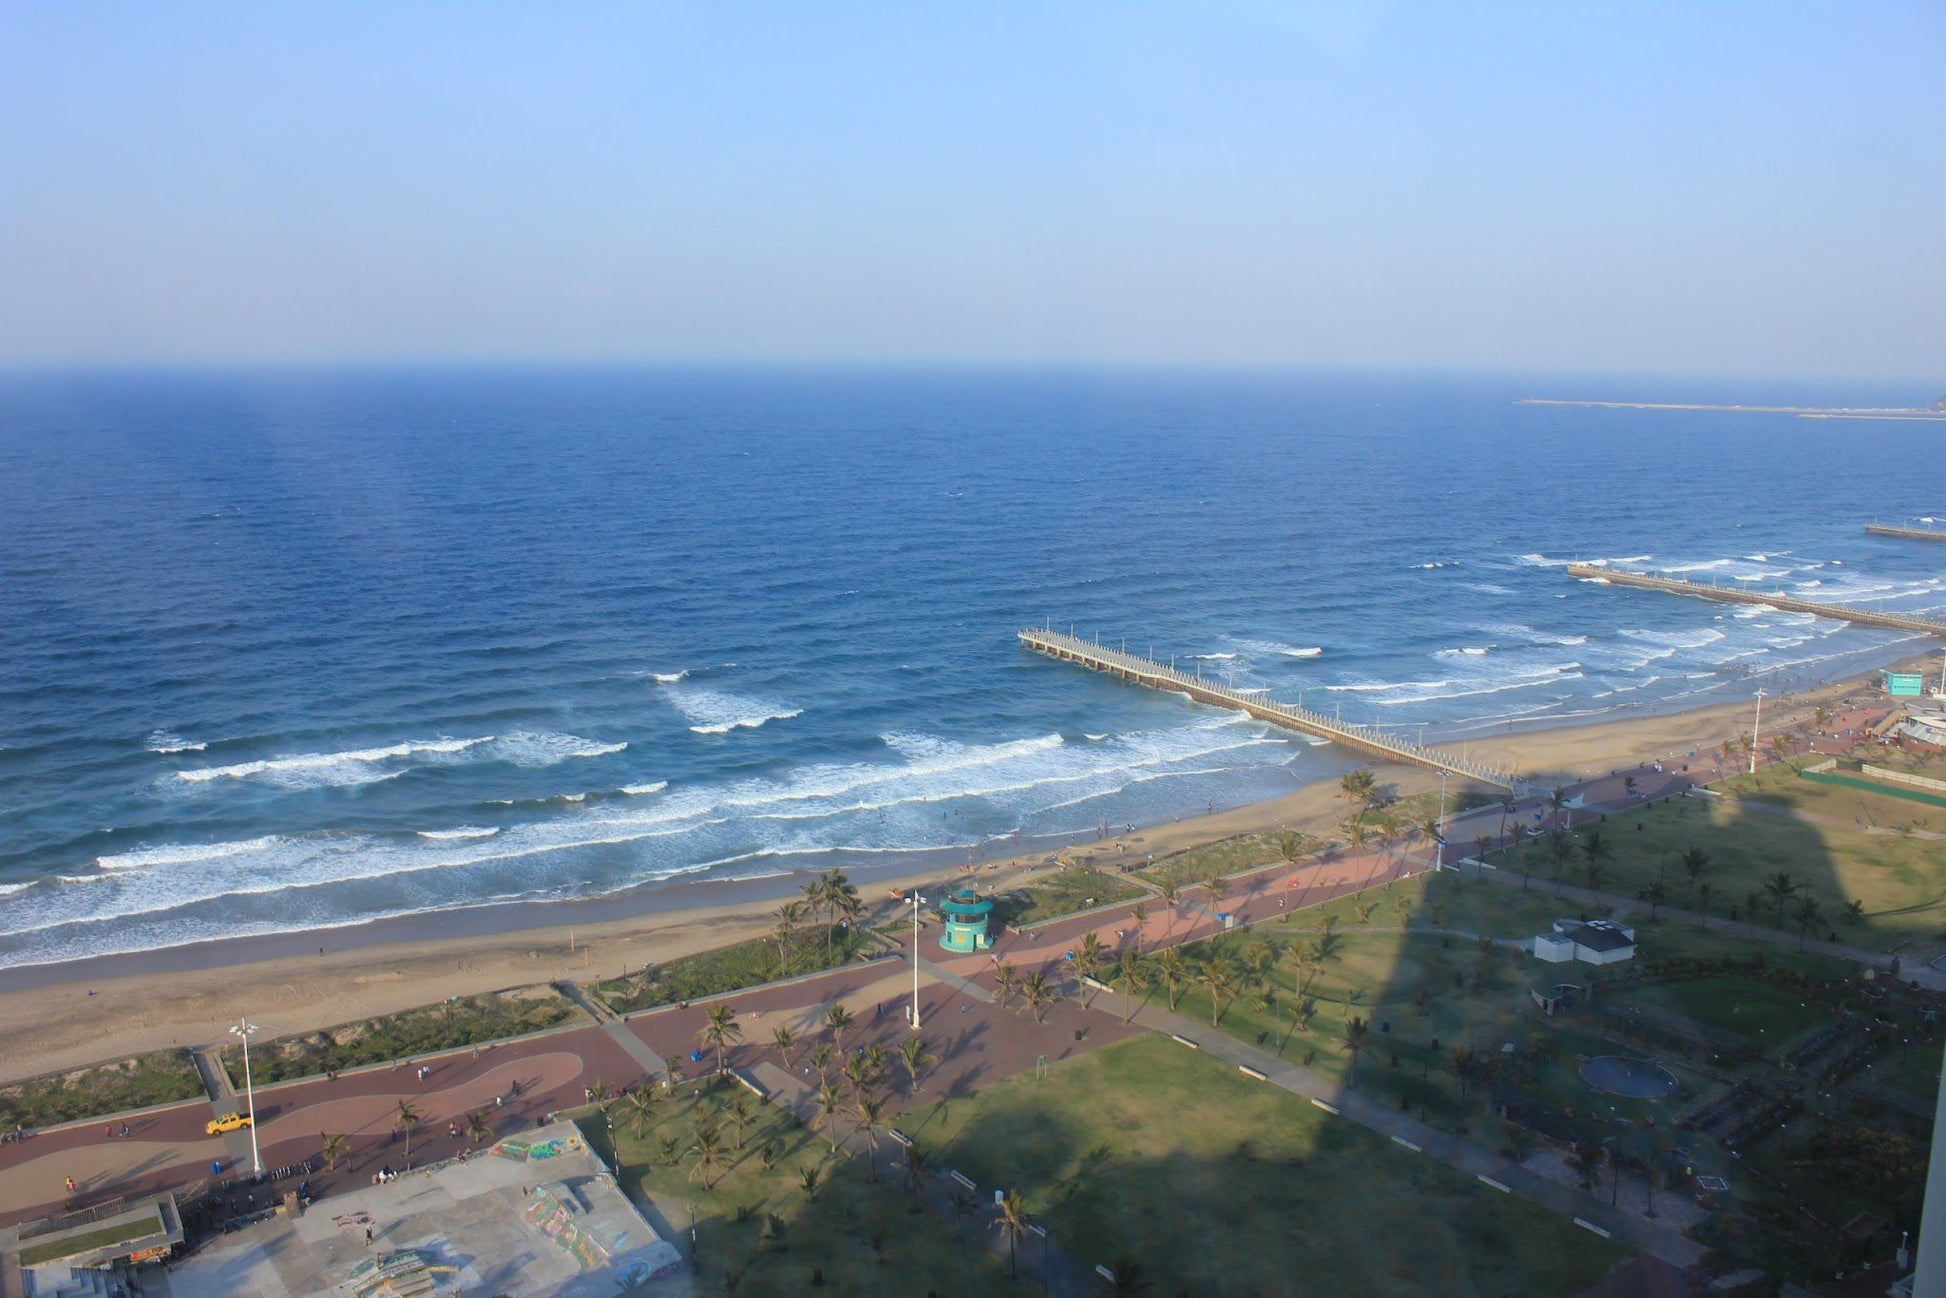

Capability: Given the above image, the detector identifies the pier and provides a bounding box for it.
[1016,627,1520,790]
[1564,565,1946,637]
[1866,523,1946,544]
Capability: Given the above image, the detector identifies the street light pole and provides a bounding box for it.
[1434,770,1448,873]
[230,1018,262,1178]
[1750,689,1766,775]
[910,893,925,1031]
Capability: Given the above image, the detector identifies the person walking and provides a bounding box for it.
[65,1176,75,1195]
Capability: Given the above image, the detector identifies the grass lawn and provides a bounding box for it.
[595,925,874,1014]
[0,1051,204,1132]
[997,865,1146,929]
[1137,829,1307,891]
[902,1034,1622,1297]
[1495,771,1946,954]
[1871,1040,1944,1103]
[229,989,580,1086]
[1623,978,1828,1047]
[17,1216,162,1267]
[582,1080,1011,1295]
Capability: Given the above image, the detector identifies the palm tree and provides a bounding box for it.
[466,1109,494,1147]
[808,1040,834,1083]
[1546,830,1572,882]
[622,1086,660,1138]
[992,1190,1031,1279]
[1763,871,1799,923]
[1680,846,1709,896]
[586,1078,609,1103]
[1105,1258,1155,1296]
[901,1142,932,1205]
[1277,831,1303,869]
[1113,950,1151,1022]
[699,1003,744,1077]
[1449,1046,1479,1114]
[798,1162,823,1201]
[1198,955,1240,1026]
[948,1186,977,1238]
[1769,733,1794,770]
[825,1002,855,1052]
[1791,895,1824,949]
[1641,880,1667,919]
[772,900,804,977]
[899,1034,937,1096]
[1354,900,1377,925]
[728,1094,755,1150]
[1129,901,1149,947]
[1341,1015,1370,1087]
[841,1052,875,1100]
[395,1099,421,1165]
[771,1024,799,1073]
[992,962,1020,1010]
[815,1081,845,1151]
[1345,818,1372,854]
[801,874,829,945]
[1813,704,1831,730]
[1156,877,1182,920]
[686,1124,726,1189]
[1021,970,1057,1023]
[1156,948,1189,1010]
[1340,768,1376,824]
[1580,826,1609,879]
[323,1132,348,1172]
[1548,786,1570,830]
[853,1096,885,1182]
[1474,833,1492,871]
[1695,880,1714,922]
[1074,931,1106,1005]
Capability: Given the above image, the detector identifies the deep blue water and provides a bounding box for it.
[1,368,1942,969]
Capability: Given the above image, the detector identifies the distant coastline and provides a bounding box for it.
[1522,397,1946,422]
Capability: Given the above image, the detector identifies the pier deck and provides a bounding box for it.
[1017,628,1519,790]
[1564,565,1946,636]
[1866,523,1946,544]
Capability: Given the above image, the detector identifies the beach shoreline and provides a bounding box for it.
[0,648,1921,1084]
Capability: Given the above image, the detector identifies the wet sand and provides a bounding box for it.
[0,650,1917,1084]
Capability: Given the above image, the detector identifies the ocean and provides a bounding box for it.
[1,368,1941,971]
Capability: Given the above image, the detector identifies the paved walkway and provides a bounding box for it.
[1084,986,1708,1267]
[561,980,669,1077]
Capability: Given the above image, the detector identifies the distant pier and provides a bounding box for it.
[1564,565,1946,637]
[1017,627,1520,790]
[1866,523,1946,544]
[1522,399,1946,423]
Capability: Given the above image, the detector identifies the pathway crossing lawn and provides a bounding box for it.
[1623,979,1828,1047]
[583,1082,1012,1296]
[902,1035,1622,1297]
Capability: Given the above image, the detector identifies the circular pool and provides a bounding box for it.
[1579,1056,1678,1099]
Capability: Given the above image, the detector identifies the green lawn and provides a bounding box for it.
[902,1034,1622,1297]
[997,865,1146,929]
[594,924,873,1014]
[0,1051,204,1132]
[18,1215,162,1266]
[583,1081,1011,1295]
[1137,829,1306,891]
[1871,1040,1944,1104]
[229,989,580,1086]
[1623,978,1827,1047]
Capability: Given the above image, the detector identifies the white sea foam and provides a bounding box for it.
[1083,734,1110,742]
[651,671,689,683]
[1184,652,1236,661]
[97,836,284,870]
[177,737,491,789]
[1515,553,1572,567]
[621,781,669,796]
[488,732,627,765]
[0,882,32,897]
[667,685,803,736]
[416,826,499,841]
[146,730,206,754]
[1232,638,1322,660]
[1435,646,1493,659]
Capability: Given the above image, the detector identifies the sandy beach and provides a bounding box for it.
[0,650,1916,1085]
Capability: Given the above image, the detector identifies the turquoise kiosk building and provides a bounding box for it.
[938,888,995,953]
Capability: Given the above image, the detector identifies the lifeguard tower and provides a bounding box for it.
[938,888,995,953]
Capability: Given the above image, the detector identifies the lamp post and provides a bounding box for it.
[229,1017,263,1178]
[1434,770,1448,873]
[1750,689,1766,775]
[910,892,926,1031]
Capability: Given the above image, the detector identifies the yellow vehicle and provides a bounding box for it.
[205,1112,252,1136]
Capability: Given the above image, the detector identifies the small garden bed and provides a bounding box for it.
[0,1050,204,1132]
[594,925,875,1014]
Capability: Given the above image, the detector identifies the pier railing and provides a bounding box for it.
[1016,628,1519,790]
[1866,523,1946,544]
[1564,565,1946,637]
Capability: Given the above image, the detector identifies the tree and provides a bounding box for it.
[1354,900,1378,925]
[1106,1258,1155,1296]
[798,1162,823,1201]
[1021,970,1057,1023]
[1568,1136,1605,1190]
[686,1124,726,1189]
[853,1096,885,1183]
[1156,877,1182,917]
[1623,775,1637,799]
[815,1081,845,1151]
[1277,831,1303,868]
[1130,901,1149,946]
[992,1190,1031,1279]
[1770,733,1795,770]
[825,1002,855,1052]
[948,1187,977,1238]
[1641,880,1667,919]
[772,900,804,976]
[395,1099,421,1165]
[808,1040,834,1083]
[901,1142,932,1206]
[1549,786,1570,830]
[1763,871,1799,923]
[1340,768,1377,824]
[1341,1015,1371,1087]
[1156,948,1189,1010]
[1474,833,1492,870]
[1580,826,1609,876]
[1449,1046,1479,1118]
[623,1086,660,1138]
[1843,898,1866,923]
[771,1024,799,1073]
[993,962,1020,1010]
[1695,880,1714,921]
[1113,950,1151,1022]
[699,1003,744,1077]
[1679,847,1709,896]
[466,1109,494,1146]
[1074,931,1107,1005]
[1791,895,1824,949]
[899,1035,937,1095]
[1199,955,1240,1026]
[1546,830,1572,881]
[728,1094,754,1150]
[323,1132,347,1171]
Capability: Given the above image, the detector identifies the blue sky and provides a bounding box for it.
[1,2,1940,377]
